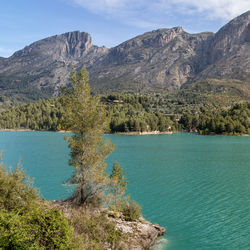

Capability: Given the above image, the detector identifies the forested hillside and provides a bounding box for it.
[0,94,178,132]
[180,103,250,135]
[0,93,249,135]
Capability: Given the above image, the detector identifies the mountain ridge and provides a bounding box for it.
[0,11,249,101]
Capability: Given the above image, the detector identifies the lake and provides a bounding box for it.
[0,132,250,249]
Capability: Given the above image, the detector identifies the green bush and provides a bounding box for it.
[0,207,72,249]
[121,201,141,221]
[0,159,74,249]
[0,160,39,211]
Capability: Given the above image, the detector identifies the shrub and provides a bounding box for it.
[0,160,39,211]
[0,207,73,249]
[121,201,141,221]
[69,208,123,249]
[0,159,74,249]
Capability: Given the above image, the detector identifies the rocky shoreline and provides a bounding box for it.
[52,201,166,249]
[107,210,166,249]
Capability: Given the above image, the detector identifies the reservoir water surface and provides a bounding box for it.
[0,132,250,249]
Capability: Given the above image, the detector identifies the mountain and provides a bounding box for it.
[196,10,250,81]
[89,27,213,92]
[0,31,108,100]
[0,11,249,101]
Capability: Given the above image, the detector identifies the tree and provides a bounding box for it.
[110,161,128,209]
[61,67,115,206]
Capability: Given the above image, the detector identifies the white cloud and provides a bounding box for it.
[165,0,250,20]
[68,0,250,28]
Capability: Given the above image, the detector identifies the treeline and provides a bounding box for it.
[179,103,250,135]
[0,98,64,131]
[0,94,249,135]
[0,94,179,133]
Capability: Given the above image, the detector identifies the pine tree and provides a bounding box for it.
[61,67,115,206]
[110,161,128,209]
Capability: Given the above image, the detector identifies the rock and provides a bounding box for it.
[196,11,250,81]
[108,214,166,249]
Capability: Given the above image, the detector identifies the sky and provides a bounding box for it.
[0,0,249,57]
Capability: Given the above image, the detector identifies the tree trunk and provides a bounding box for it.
[80,187,85,204]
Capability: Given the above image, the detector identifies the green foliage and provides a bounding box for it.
[0,76,249,133]
[179,103,250,135]
[0,88,249,136]
[61,67,115,206]
[104,94,174,133]
[0,92,176,133]
[0,158,39,211]
[0,159,73,249]
[0,98,64,131]
[0,207,72,249]
[110,161,128,210]
[121,200,142,221]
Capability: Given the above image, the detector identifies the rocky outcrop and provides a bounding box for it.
[51,201,166,250]
[196,11,250,81]
[208,11,250,64]
[0,11,249,100]
[107,211,166,249]
[11,31,93,60]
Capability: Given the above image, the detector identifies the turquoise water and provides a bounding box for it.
[0,132,250,249]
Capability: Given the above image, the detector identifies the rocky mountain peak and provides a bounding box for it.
[207,11,250,63]
[216,11,249,42]
[194,10,250,80]
[99,26,186,67]
[135,26,184,47]
[148,26,184,47]
[57,31,93,57]
[11,31,93,60]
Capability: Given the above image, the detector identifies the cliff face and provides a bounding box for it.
[196,11,250,81]
[0,31,108,99]
[11,31,93,60]
[89,27,213,91]
[0,11,249,100]
[209,11,250,62]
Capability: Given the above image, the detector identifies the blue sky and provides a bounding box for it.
[0,0,249,57]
